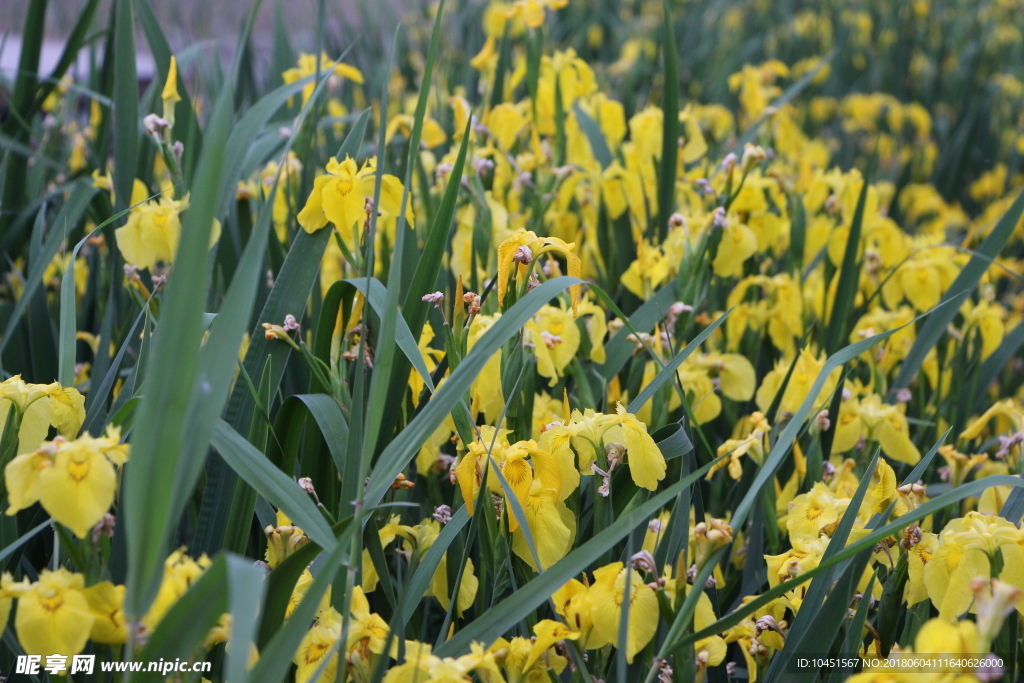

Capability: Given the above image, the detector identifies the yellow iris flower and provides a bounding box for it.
[14,569,93,661]
[161,55,181,128]
[143,548,212,634]
[83,581,128,645]
[115,190,222,270]
[294,606,342,683]
[527,304,581,386]
[5,428,128,538]
[506,0,568,29]
[497,229,582,315]
[587,562,659,663]
[297,156,413,242]
[923,511,1024,621]
[0,376,85,454]
[755,347,839,418]
[603,403,667,490]
[832,393,921,465]
[282,52,363,106]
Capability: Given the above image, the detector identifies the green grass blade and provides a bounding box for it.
[401,115,473,345]
[217,75,314,214]
[82,307,147,435]
[0,518,51,566]
[136,0,204,173]
[771,452,879,661]
[0,0,47,241]
[270,0,294,90]
[193,108,369,555]
[225,554,267,683]
[599,284,677,380]
[30,0,101,113]
[394,507,469,628]
[256,539,322,648]
[122,85,234,621]
[358,27,402,467]
[293,394,350,476]
[112,0,139,215]
[572,102,613,169]
[655,0,679,243]
[823,173,869,354]
[373,116,474,444]
[902,427,949,486]
[345,277,435,392]
[168,166,275,529]
[967,320,1024,415]
[211,419,336,549]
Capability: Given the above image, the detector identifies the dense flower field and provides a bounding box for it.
[2,0,1024,680]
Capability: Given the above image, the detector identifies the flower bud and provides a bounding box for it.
[693,517,733,570]
[265,524,309,569]
[741,143,768,171]
[144,113,170,136]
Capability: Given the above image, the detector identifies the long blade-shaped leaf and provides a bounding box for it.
[123,85,234,620]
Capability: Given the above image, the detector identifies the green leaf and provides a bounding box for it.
[293,393,350,479]
[168,149,276,533]
[765,453,880,679]
[362,2,448,463]
[112,0,139,215]
[217,74,318,215]
[372,115,474,449]
[0,0,48,241]
[58,197,152,390]
[122,84,235,621]
[136,0,203,171]
[967,320,1024,414]
[194,108,370,555]
[0,518,51,567]
[572,102,613,169]
[599,284,677,380]
[393,506,469,628]
[823,172,869,354]
[655,0,679,243]
[133,555,229,680]
[211,419,337,550]
[256,538,321,648]
[30,0,101,114]
[344,278,435,393]
[225,554,266,683]
[401,114,473,350]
